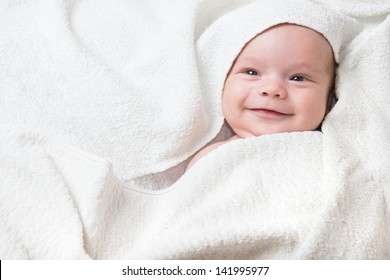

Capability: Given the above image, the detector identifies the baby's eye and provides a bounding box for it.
[291,75,305,82]
[245,69,258,76]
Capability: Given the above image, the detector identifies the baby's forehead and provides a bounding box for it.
[252,24,332,48]
[239,24,334,60]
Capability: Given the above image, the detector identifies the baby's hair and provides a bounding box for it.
[317,61,338,131]
[326,62,338,114]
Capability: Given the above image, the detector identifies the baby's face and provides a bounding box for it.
[222,24,334,138]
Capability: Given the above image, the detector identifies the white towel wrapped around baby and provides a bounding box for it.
[0,0,389,259]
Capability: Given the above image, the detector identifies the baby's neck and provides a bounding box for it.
[228,135,241,142]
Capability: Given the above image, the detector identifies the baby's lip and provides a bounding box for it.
[249,107,291,115]
[249,107,293,118]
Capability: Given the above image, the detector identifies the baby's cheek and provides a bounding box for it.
[310,106,327,127]
[299,101,326,129]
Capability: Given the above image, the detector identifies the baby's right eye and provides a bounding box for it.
[245,69,258,76]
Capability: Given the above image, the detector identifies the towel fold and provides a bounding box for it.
[0,131,90,259]
[1,0,389,259]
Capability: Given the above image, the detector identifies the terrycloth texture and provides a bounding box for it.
[0,131,90,259]
[1,0,390,259]
[313,0,390,17]
[0,0,220,181]
[0,0,360,184]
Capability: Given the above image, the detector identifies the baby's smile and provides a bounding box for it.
[248,108,292,120]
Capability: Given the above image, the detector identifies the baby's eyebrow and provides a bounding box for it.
[236,55,260,63]
[289,62,325,73]
[234,56,328,75]
[233,56,263,69]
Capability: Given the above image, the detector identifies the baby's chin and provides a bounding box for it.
[234,128,283,138]
[234,127,317,138]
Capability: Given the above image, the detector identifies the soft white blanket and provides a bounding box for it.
[1,0,390,259]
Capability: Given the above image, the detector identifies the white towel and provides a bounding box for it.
[0,0,232,182]
[312,0,390,18]
[0,131,90,259]
[1,0,389,259]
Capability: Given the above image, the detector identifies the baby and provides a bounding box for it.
[187,23,335,170]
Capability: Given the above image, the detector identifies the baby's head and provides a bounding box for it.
[196,0,360,144]
[222,23,335,138]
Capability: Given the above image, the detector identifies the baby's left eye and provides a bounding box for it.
[291,75,305,82]
[245,69,258,76]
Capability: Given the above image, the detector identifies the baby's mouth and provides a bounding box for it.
[249,108,291,119]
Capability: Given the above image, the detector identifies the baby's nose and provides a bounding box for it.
[257,77,287,99]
